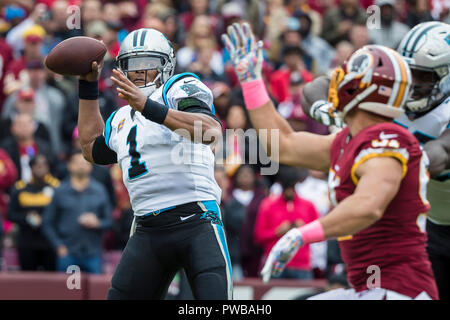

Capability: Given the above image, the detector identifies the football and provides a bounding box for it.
[44,36,107,76]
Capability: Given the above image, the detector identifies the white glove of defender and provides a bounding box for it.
[310,100,344,128]
[261,228,303,283]
[221,22,263,84]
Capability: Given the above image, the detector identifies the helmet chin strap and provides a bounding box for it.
[138,73,161,97]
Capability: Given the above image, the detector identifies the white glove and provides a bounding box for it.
[310,100,344,128]
[221,22,263,84]
[261,228,303,283]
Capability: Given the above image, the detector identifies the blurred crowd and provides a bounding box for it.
[0,0,449,292]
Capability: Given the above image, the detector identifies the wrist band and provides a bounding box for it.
[141,97,168,124]
[241,79,270,110]
[297,220,325,245]
[79,80,99,100]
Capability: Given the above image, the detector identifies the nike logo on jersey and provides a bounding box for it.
[184,79,196,84]
[180,214,196,221]
[379,131,398,140]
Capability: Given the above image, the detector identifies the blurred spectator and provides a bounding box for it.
[7,154,58,271]
[179,0,219,34]
[81,0,102,29]
[103,2,122,25]
[5,4,35,57]
[177,15,224,76]
[42,150,112,274]
[210,81,231,125]
[431,0,450,21]
[277,71,309,132]
[0,113,53,182]
[0,87,51,145]
[70,127,116,208]
[0,148,18,258]
[3,60,66,155]
[286,0,324,36]
[221,103,249,176]
[156,7,185,49]
[85,20,117,59]
[277,71,328,135]
[405,0,434,28]
[269,45,313,103]
[369,0,410,49]
[107,164,133,251]
[321,0,367,46]
[296,170,331,277]
[220,1,246,32]
[140,2,171,33]
[325,239,349,288]
[331,40,355,69]
[264,0,291,56]
[0,34,13,109]
[45,0,83,50]
[219,99,273,176]
[188,38,227,85]
[294,10,335,75]
[3,24,45,96]
[269,17,302,67]
[268,168,332,278]
[255,165,320,280]
[117,0,145,32]
[237,174,267,277]
[348,24,370,50]
[223,165,262,280]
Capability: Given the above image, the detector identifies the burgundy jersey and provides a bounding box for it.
[329,122,438,299]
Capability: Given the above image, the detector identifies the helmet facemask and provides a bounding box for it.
[117,54,170,97]
[406,64,450,118]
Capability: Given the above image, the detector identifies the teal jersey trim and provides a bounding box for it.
[104,110,118,149]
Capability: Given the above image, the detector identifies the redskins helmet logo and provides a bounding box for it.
[347,52,374,77]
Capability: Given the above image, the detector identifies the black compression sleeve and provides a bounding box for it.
[179,98,222,127]
[92,135,118,165]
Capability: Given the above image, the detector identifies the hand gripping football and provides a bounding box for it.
[44,36,107,76]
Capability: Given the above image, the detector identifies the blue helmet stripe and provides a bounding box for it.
[401,24,422,57]
[132,31,139,48]
[139,30,147,47]
[408,24,441,58]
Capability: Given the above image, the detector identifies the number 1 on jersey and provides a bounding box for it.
[127,125,148,179]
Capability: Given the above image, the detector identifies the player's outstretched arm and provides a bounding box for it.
[320,156,402,237]
[424,129,450,177]
[261,156,403,282]
[78,61,106,163]
[222,23,333,172]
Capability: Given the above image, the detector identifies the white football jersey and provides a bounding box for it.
[395,97,450,143]
[395,97,450,225]
[104,73,221,216]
